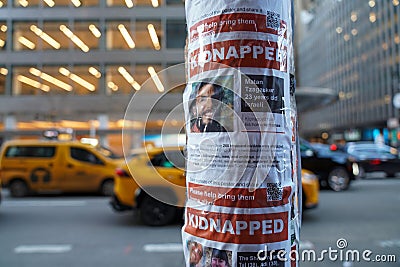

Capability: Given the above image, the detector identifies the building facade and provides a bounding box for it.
[296,0,400,145]
[0,0,186,150]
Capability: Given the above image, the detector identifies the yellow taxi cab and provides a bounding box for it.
[0,139,122,197]
[111,146,186,226]
[111,146,319,226]
[301,169,319,209]
[0,177,2,206]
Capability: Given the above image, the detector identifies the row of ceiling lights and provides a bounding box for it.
[1,66,164,93]
[9,0,160,8]
[0,23,160,52]
[12,119,183,130]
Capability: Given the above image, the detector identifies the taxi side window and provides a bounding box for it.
[150,150,185,169]
[5,146,56,158]
[151,152,174,168]
[70,147,104,165]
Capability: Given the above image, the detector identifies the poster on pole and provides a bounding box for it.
[183,1,301,267]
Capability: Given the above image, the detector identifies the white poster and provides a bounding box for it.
[183,1,300,267]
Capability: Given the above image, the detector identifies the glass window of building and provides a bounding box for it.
[13,22,38,51]
[66,65,100,95]
[13,66,52,95]
[13,21,67,51]
[106,21,134,50]
[13,65,99,95]
[69,0,98,7]
[43,21,69,50]
[0,21,6,50]
[105,64,162,94]
[106,0,163,7]
[135,20,162,50]
[0,66,7,95]
[135,64,162,86]
[166,19,186,49]
[106,21,162,50]
[106,65,136,94]
[14,0,38,7]
[73,22,101,51]
[14,21,99,51]
[14,0,97,7]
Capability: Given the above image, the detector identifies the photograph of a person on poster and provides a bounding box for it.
[188,241,204,267]
[210,248,231,267]
[189,81,233,133]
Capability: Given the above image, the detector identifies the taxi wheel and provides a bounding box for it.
[9,179,29,197]
[100,179,114,196]
[327,167,350,192]
[140,195,177,226]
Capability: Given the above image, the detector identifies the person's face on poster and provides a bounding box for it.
[211,256,228,267]
[189,242,203,265]
[195,83,218,126]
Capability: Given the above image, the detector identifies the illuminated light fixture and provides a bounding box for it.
[59,67,70,76]
[107,81,119,91]
[18,36,36,50]
[29,67,72,91]
[0,39,4,48]
[19,0,28,7]
[118,66,141,90]
[59,25,89,52]
[89,24,101,38]
[71,0,81,7]
[0,25,7,32]
[17,75,50,92]
[151,0,159,7]
[350,12,357,22]
[147,66,164,92]
[343,34,350,41]
[124,0,133,8]
[0,68,8,75]
[59,67,96,91]
[118,24,135,49]
[147,24,160,50]
[382,43,388,51]
[336,27,343,34]
[395,35,400,44]
[30,25,61,49]
[89,67,101,78]
[368,0,375,7]
[393,0,399,6]
[44,0,55,7]
[0,2,3,7]
[351,29,358,36]
[69,74,95,91]
[369,12,376,23]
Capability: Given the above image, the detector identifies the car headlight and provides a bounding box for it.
[352,162,360,176]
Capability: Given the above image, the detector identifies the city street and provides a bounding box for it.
[0,178,399,267]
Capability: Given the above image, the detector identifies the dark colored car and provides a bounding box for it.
[343,142,400,178]
[300,139,356,191]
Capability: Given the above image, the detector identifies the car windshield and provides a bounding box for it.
[346,143,397,158]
